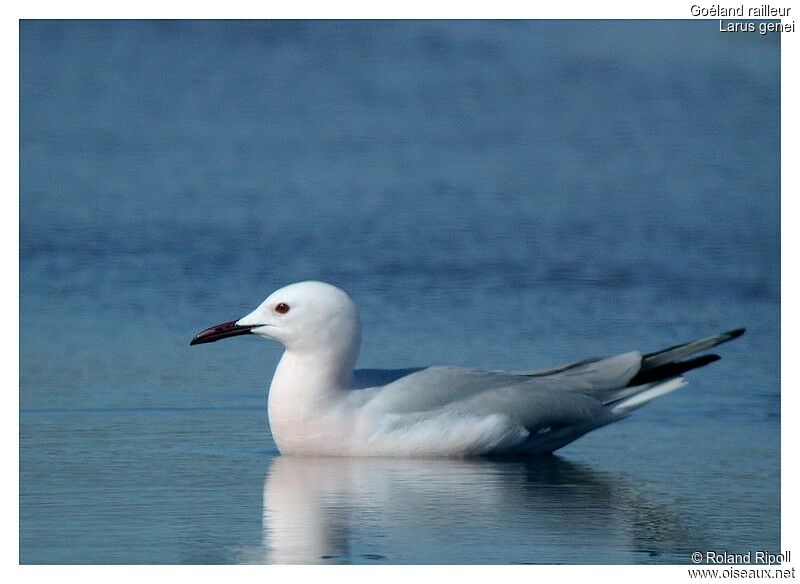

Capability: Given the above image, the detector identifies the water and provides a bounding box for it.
[19,20,780,564]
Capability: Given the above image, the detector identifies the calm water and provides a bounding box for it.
[20,20,780,564]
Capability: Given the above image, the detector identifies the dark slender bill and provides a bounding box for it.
[189,320,256,346]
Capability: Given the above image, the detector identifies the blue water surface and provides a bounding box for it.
[20,20,780,564]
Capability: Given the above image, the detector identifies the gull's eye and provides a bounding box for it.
[274,302,291,314]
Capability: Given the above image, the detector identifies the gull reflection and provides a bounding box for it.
[256,455,700,564]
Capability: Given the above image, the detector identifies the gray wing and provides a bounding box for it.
[362,361,626,418]
[354,365,622,455]
[359,328,744,432]
[360,350,643,414]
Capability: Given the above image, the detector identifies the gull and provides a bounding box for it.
[190,281,744,458]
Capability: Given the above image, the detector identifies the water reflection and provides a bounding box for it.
[256,455,701,564]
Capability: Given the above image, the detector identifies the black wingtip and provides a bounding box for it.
[728,328,746,339]
[628,353,721,386]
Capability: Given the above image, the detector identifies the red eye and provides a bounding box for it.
[275,303,290,314]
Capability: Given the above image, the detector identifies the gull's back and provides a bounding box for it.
[343,329,743,457]
[347,360,630,456]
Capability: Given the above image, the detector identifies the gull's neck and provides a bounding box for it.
[267,338,360,454]
[272,347,357,396]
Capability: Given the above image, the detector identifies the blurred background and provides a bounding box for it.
[20,20,779,564]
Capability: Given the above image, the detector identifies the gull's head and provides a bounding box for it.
[190,281,361,355]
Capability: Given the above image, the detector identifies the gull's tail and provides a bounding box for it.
[606,328,745,414]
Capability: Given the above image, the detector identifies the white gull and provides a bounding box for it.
[190,280,744,457]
